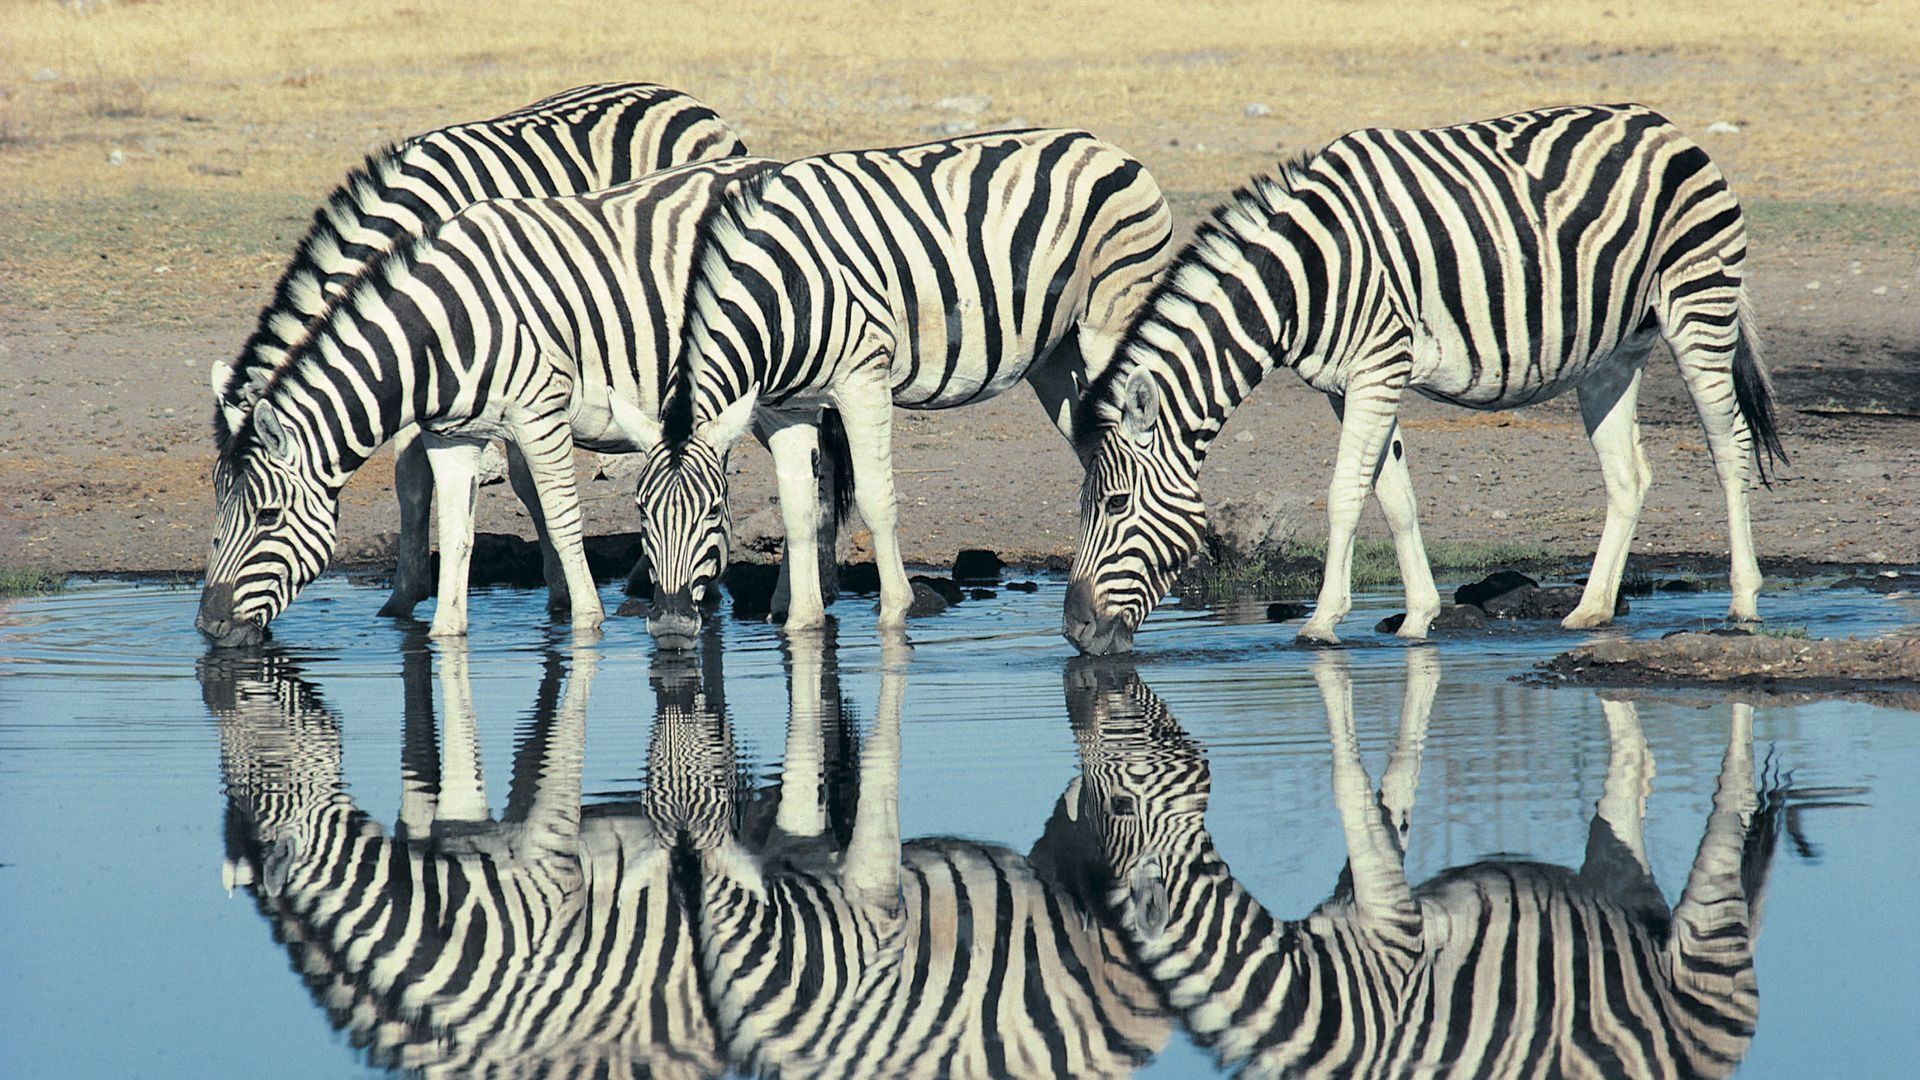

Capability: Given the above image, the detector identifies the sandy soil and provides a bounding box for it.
[1,236,1913,582]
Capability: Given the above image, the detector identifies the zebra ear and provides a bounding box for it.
[1120,371,1159,447]
[253,401,295,462]
[696,390,758,452]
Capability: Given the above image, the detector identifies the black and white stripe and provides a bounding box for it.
[647,635,1170,1077]
[203,645,723,1077]
[209,82,746,620]
[632,129,1173,646]
[1065,104,1785,653]
[196,157,780,646]
[1061,654,1781,1078]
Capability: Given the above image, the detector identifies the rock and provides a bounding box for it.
[466,534,545,588]
[969,588,996,601]
[932,94,991,115]
[476,442,509,486]
[1431,604,1488,629]
[1831,572,1920,594]
[1454,570,1538,609]
[1705,121,1741,135]
[1265,601,1310,622]
[723,562,780,617]
[594,451,645,482]
[1483,584,1628,620]
[1243,102,1273,118]
[1375,613,1405,634]
[907,580,951,617]
[614,596,647,617]
[1006,580,1040,593]
[107,149,125,166]
[839,562,881,594]
[953,547,1004,583]
[924,119,978,137]
[909,575,964,605]
[1658,578,1705,593]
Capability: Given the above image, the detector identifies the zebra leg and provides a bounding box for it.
[423,434,489,638]
[1025,328,1089,442]
[1667,301,1765,623]
[504,441,571,617]
[775,635,830,841]
[1299,374,1408,645]
[508,414,605,634]
[1364,412,1441,638]
[1594,697,1655,873]
[1565,341,1655,630]
[1377,647,1439,846]
[835,368,913,628]
[1668,703,1761,1037]
[379,425,434,617]
[766,419,828,632]
[434,640,489,823]
[841,635,907,912]
[1314,652,1419,924]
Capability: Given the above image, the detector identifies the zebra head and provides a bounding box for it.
[1066,369,1206,655]
[199,401,339,647]
[1061,661,1211,941]
[634,392,758,650]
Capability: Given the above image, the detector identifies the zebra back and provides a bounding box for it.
[201,644,721,1077]
[214,81,746,449]
[1064,653,1778,1079]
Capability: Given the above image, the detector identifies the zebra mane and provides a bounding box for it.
[218,229,437,463]
[660,168,782,445]
[1072,153,1317,455]
[213,142,434,451]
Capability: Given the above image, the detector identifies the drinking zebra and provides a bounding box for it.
[629,128,1173,647]
[1063,104,1786,653]
[649,632,1171,1077]
[196,156,783,646]
[1059,651,1789,1078]
[209,82,747,620]
[202,643,722,1077]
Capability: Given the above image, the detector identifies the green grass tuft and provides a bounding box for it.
[0,567,67,598]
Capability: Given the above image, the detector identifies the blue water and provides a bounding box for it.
[1,576,1917,1077]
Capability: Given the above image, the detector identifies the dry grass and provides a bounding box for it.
[3,0,1916,324]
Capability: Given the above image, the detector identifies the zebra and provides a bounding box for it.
[1059,650,1793,1078]
[628,128,1174,647]
[195,156,785,647]
[1062,104,1787,653]
[648,631,1172,1077]
[202,641,724,1078]
[209,81,747,621]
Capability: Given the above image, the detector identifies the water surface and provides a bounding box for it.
[2,577,1917,1077]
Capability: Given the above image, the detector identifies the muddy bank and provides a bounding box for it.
[1536,629,1920,703]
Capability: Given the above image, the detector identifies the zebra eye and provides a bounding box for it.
[1104,494,1131,516]
[1109,794,1137,817]
[255,507,283,529]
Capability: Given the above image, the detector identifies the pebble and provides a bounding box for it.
[1805,280,1821,290]
[1243,102,1273,118]
[107,149,125,166]
[1705,121,1741,135]
[1489,509,1508,521]
[1266,601,1310,622]
[924,119,977,137]
[932,94,991,115]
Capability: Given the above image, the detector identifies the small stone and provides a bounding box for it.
[906,580,951,617]
[1805,280,1821,290]
[1006,580,1040,593]
[924,119,977,137]
[1873,286,1889,296]
[1705,121,1741,135]
[1658,578,1705,593]
[875,94,915,111]
[32,68,59,83]
[1444,474,1459,484]
[107,149,125,166]
[1430,604,1488,629]
[1489,509,1509,521]
[909,575,964,605]
[932,94,991,115]
[1234,430,1255,443]
[1243,102,1273,119]
[1375,613,1406,634]
[476,443,509,486]
[1455,569,1538,608]
[969,588,995,601]
[1266,601,1310,622]
[952,548,1004,583]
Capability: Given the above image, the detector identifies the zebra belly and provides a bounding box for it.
[1409,320,1626,409]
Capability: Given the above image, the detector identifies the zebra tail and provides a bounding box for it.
[1731,290,1788,487]
[820,408,856,527]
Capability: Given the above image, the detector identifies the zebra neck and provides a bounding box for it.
[1121,222,1306,467]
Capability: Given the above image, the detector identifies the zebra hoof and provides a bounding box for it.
[1560,608,1615,631]
[1295,625,1342,647]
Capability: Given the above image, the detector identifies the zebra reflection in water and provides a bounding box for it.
[648,631,1171,1078]
[1061,652,1794,1079]
[202,641,719,1078]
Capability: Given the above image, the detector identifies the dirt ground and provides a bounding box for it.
[2,1,1916,582]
